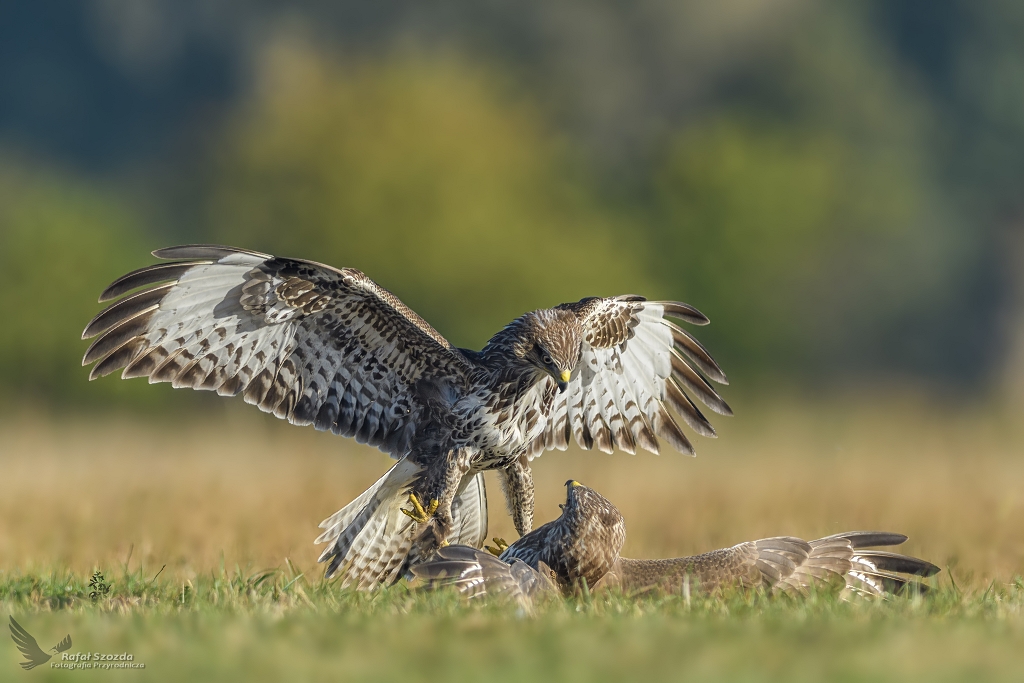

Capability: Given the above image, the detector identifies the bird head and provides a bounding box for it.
[521,309,583,393]
[561,479,600,510]
[556,480,627,577]
[560,480,624,531]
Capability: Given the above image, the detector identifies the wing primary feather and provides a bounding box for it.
[89,337,146,380]
[81,306,157,365]
[99,261,208,302]
[664,377,717,437]
[816,531,908,548]
[854,550,940,577]
[659,301,710,326]
[82,283,174,339]
[670,349,733,416]
[152,244,271,260]
[660,318,728,384]
[650,405,694,455]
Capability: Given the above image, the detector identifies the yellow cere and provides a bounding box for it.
[560,370,572,383]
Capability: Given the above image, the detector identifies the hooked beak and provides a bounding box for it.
[561,479,581,509]
[556,369,571,393]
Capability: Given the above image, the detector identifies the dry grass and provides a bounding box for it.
[1,394,1022,585]
[3,396,1024,682]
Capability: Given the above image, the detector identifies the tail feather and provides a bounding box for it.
[449,473,488,548]
[315,463,406,545]
[391,473,489,585]
[340,511,416,589]
[317,459,420,584]
[316,463,490,590]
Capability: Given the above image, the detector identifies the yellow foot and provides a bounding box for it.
[400,493,439,524]
[484,537,509,556]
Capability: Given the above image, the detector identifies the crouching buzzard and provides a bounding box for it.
[412,481,940,605]
[81,245,731,589]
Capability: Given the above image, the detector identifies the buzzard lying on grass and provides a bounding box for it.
[412,481,940,607]
[81,245,730,589]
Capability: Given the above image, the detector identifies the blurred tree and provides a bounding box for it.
[5,1,1024,403]
[0,160,166,406]
[652,6,970,382]
[206,41,653,350]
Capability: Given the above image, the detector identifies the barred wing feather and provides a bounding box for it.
[82,245,468,458]
[537,296,731,457]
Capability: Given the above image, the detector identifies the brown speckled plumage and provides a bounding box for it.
[82,245,730,589]
[413,481,626,597]
[600,529,940,597]
[413,483,940,603]
[498,480,626,592]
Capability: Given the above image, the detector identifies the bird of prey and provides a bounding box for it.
[8,617,72,670]
[412,481,940,606]
[81,245,730,589]
[411,480,625,609]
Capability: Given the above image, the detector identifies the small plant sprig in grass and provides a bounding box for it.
[89,570,111,601]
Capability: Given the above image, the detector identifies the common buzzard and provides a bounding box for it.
[81,245,730,588]
[412,481,940,604]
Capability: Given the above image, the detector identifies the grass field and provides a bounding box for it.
[2,394,1023,681]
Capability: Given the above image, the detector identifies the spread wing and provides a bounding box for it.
[806,531,940,598]
[9,617,50,670]
[613,532,939,596]
[498,520,562,570]
[411,545,558,610]
[534,296,731,456]
[82,245,468,457]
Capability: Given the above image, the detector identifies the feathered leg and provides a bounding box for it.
[499,455,535,536]
[405,448,474,555]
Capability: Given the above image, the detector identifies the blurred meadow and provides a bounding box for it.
[3,1,1024,680]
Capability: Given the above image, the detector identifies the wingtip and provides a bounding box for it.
[152,244,271,260]
[661,301,711,326]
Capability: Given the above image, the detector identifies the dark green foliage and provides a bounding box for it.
[6,4,1024,404]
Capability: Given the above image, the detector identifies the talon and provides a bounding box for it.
[400,493,439,524]
[484,537,509,556]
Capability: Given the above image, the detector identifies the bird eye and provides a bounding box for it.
[542,354,553,365]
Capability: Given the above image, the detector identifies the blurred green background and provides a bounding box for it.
[2,1,1023,409]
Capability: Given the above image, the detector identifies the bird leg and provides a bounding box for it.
[499,455,535,536]
[408,447,474,556]
[400,493,439,524]
[485,537,509,556]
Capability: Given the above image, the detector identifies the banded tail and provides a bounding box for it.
[315,460,488,589]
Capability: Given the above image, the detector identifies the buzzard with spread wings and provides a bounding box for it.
[82,245,730,589]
